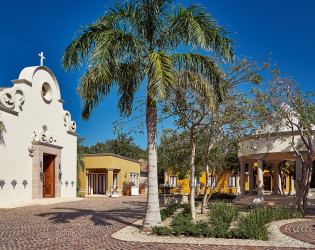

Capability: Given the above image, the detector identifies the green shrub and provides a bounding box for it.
[195,193,237,202]
[182,203,191,215]
[76,192,85,198]
[171,213,192,227]
[209,201,239,227]
[152,226,172,235]
[160,204,181,221]
[172,220,212,237]
[210,192,237,201]
[233,206,304,240]
[196,221,213,237]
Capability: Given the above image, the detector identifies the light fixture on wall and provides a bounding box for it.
[59,163,62,179]
[124,171,127,178]
[40,161,44,181]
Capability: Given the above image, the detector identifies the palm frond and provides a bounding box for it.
[79,61,116,120]
[173,71,216,107]
[102,0,143,39]
[117,61,145,117]
[148,52,174,100]
[171,53,226,101]
[158,4,235,61]
[138,0,174,44]
[62,23,112,71]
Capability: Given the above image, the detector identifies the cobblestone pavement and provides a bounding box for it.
[280,220,315,245]
[0,196,313,249]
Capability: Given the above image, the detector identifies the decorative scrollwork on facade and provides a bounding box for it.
[63,111,76,133]
[71,181,75,187]
[11,179,17,189]
[28,145,35,156]
[65,181,69,187]
[22,180,28,189]
[0,86,25,110]
[33,125,56,144]
[0,179,5,190]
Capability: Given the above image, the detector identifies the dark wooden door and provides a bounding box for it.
[263,176,271,191]
[43,154,55,198]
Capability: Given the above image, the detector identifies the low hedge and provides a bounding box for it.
[160,204,181,221]
[152,226,172,235]
[232,206,305,240]
[154,201,304,241]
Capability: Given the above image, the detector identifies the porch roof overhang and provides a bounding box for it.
[238,131,315,161]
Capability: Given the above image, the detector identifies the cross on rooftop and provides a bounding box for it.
[38,52,45,66]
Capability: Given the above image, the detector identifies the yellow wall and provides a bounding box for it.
[166,170,237,194]
[166,169,292,194]
[78,154,140,196]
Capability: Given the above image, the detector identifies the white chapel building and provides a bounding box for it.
[0,55,77,206]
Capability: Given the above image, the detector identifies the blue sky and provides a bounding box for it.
[0,0,314,149]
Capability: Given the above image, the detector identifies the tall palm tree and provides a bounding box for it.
[62,0,235,228]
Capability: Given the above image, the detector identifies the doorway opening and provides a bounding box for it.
[87,173,107,195]
[43,154,56,198]
[263,175,272,191]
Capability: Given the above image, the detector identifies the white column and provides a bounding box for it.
[240,160,246,195]
[257,159,264,197]
[291,176,294,193]
[248,162,254,195]
[295,157,302,204]
[164,171,168,184]
[236,174,240,194]
[273,162,280,194]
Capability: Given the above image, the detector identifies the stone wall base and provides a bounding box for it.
[159,193,188,206]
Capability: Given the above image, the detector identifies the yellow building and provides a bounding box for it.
[165,169,292,195]
[78,153,140,196]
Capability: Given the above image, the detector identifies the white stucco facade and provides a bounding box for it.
[237,110,314,203]
[0,65,77,206]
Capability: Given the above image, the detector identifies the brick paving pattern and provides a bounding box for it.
[0,196,313,249]
[280,220,315,245]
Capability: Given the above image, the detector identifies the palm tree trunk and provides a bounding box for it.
[143,96,161,229]
[189,128,196,221]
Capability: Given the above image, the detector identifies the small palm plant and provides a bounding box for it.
[0,121,5,134]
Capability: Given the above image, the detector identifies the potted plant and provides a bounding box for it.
[122,181,132,196]
[175,181,186,193]
[139,182,147,194]
[159,183,175,194]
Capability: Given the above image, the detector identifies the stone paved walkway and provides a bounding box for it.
[280,220,315,245]
[0,196,313,249]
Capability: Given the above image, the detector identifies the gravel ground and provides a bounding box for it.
[112,218,315,248]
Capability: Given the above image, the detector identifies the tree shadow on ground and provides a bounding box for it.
[36,201,146,229]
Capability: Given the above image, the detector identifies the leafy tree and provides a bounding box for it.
[103,133,146,159]
[88,142,107,154]
[62,0,234,228]
[251,72,314,210]
[84,133,146,160]
[162,58,269,215]
[77,137,86,193]
[279,161,295,195]
[158,129,204,180]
